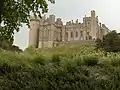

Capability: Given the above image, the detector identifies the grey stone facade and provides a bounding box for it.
[28,10,110,48]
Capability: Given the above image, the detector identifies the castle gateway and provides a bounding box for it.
[28,10,109,48]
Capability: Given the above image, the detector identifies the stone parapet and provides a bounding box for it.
[29,10,110,48]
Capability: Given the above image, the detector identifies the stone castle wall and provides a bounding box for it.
[28,10,110,48]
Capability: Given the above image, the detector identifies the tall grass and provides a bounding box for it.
[0,45,120,89]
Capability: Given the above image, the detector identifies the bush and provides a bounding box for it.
[33,55,46,65]
[110,57,120,66]
[95,30,120,52]
[51,54,61,65]
[0,45,120,89]
[83,55,99,66]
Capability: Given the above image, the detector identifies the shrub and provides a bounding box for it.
[0,45,120,89]
[95,30,120,52]
[110,57,120,66]
[73,56,83,66]
[51,54,61,65]
[33,55,46,65]
[83,55,99,66]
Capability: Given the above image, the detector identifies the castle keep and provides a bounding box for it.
[29,10,109,48]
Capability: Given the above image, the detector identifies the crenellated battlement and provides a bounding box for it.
[29,10,110,48]
[66,19,82,26]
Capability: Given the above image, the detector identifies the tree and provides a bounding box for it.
[0,0,55,44]
[0,40,10,50]
[10,45,23,52]
[0,0,55,50]
[95,30,120,52]
[95,38,102,50]
[0,0,4,23]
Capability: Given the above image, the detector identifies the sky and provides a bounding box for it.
[13,0,120,50]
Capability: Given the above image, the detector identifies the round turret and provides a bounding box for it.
[49,15,55,24]
[55,18,63,25]
[91,10,95,17]
[29,17,40,48]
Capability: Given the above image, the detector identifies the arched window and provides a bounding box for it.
[76,31,78,37]
[71,32,73,38]
[89,36,92,40]
[80,31,83,36]
[87,32,89,35]
[66,32,68,41]
[66,32,68,37]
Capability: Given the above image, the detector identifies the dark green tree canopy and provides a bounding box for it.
[2,0,54,32]
[0,0,54,49]
[0,0,4,23]
[95,30,120,52]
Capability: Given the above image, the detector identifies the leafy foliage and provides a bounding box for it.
[83,55,99,66]
[0,0,4,23]
[95,30,120,52]
[95,38,103,50]
[0,45,120,89]
[0,40,22,52]
[0,0,55,45]
[10,45,23,52]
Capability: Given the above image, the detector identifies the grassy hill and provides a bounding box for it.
[0,44,120,90]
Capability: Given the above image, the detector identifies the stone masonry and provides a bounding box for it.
[28,10,110,48]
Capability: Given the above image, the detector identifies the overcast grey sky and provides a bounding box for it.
[14,0,120,49]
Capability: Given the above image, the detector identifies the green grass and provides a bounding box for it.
[0,44,120,90]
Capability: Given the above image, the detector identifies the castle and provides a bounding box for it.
[28,10,110,48]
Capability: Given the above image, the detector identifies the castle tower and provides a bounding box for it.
[91,10,95,17]
[90,10,97,39]
[83,15,87,40]
[99,23,104,40]
[55,18,63,42]
[29,17,40,48]
[38,15,57,48]
[49,15,55,24]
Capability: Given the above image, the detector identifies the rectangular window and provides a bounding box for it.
[71,32,73,38]
[66,32,68,41]
[87,32,89,35]
[76,31,78,37]
[80,31,83,36]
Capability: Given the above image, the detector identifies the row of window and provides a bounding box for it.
[71,32,79,37]
[66,31,83,38]
[66,32,92,40]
